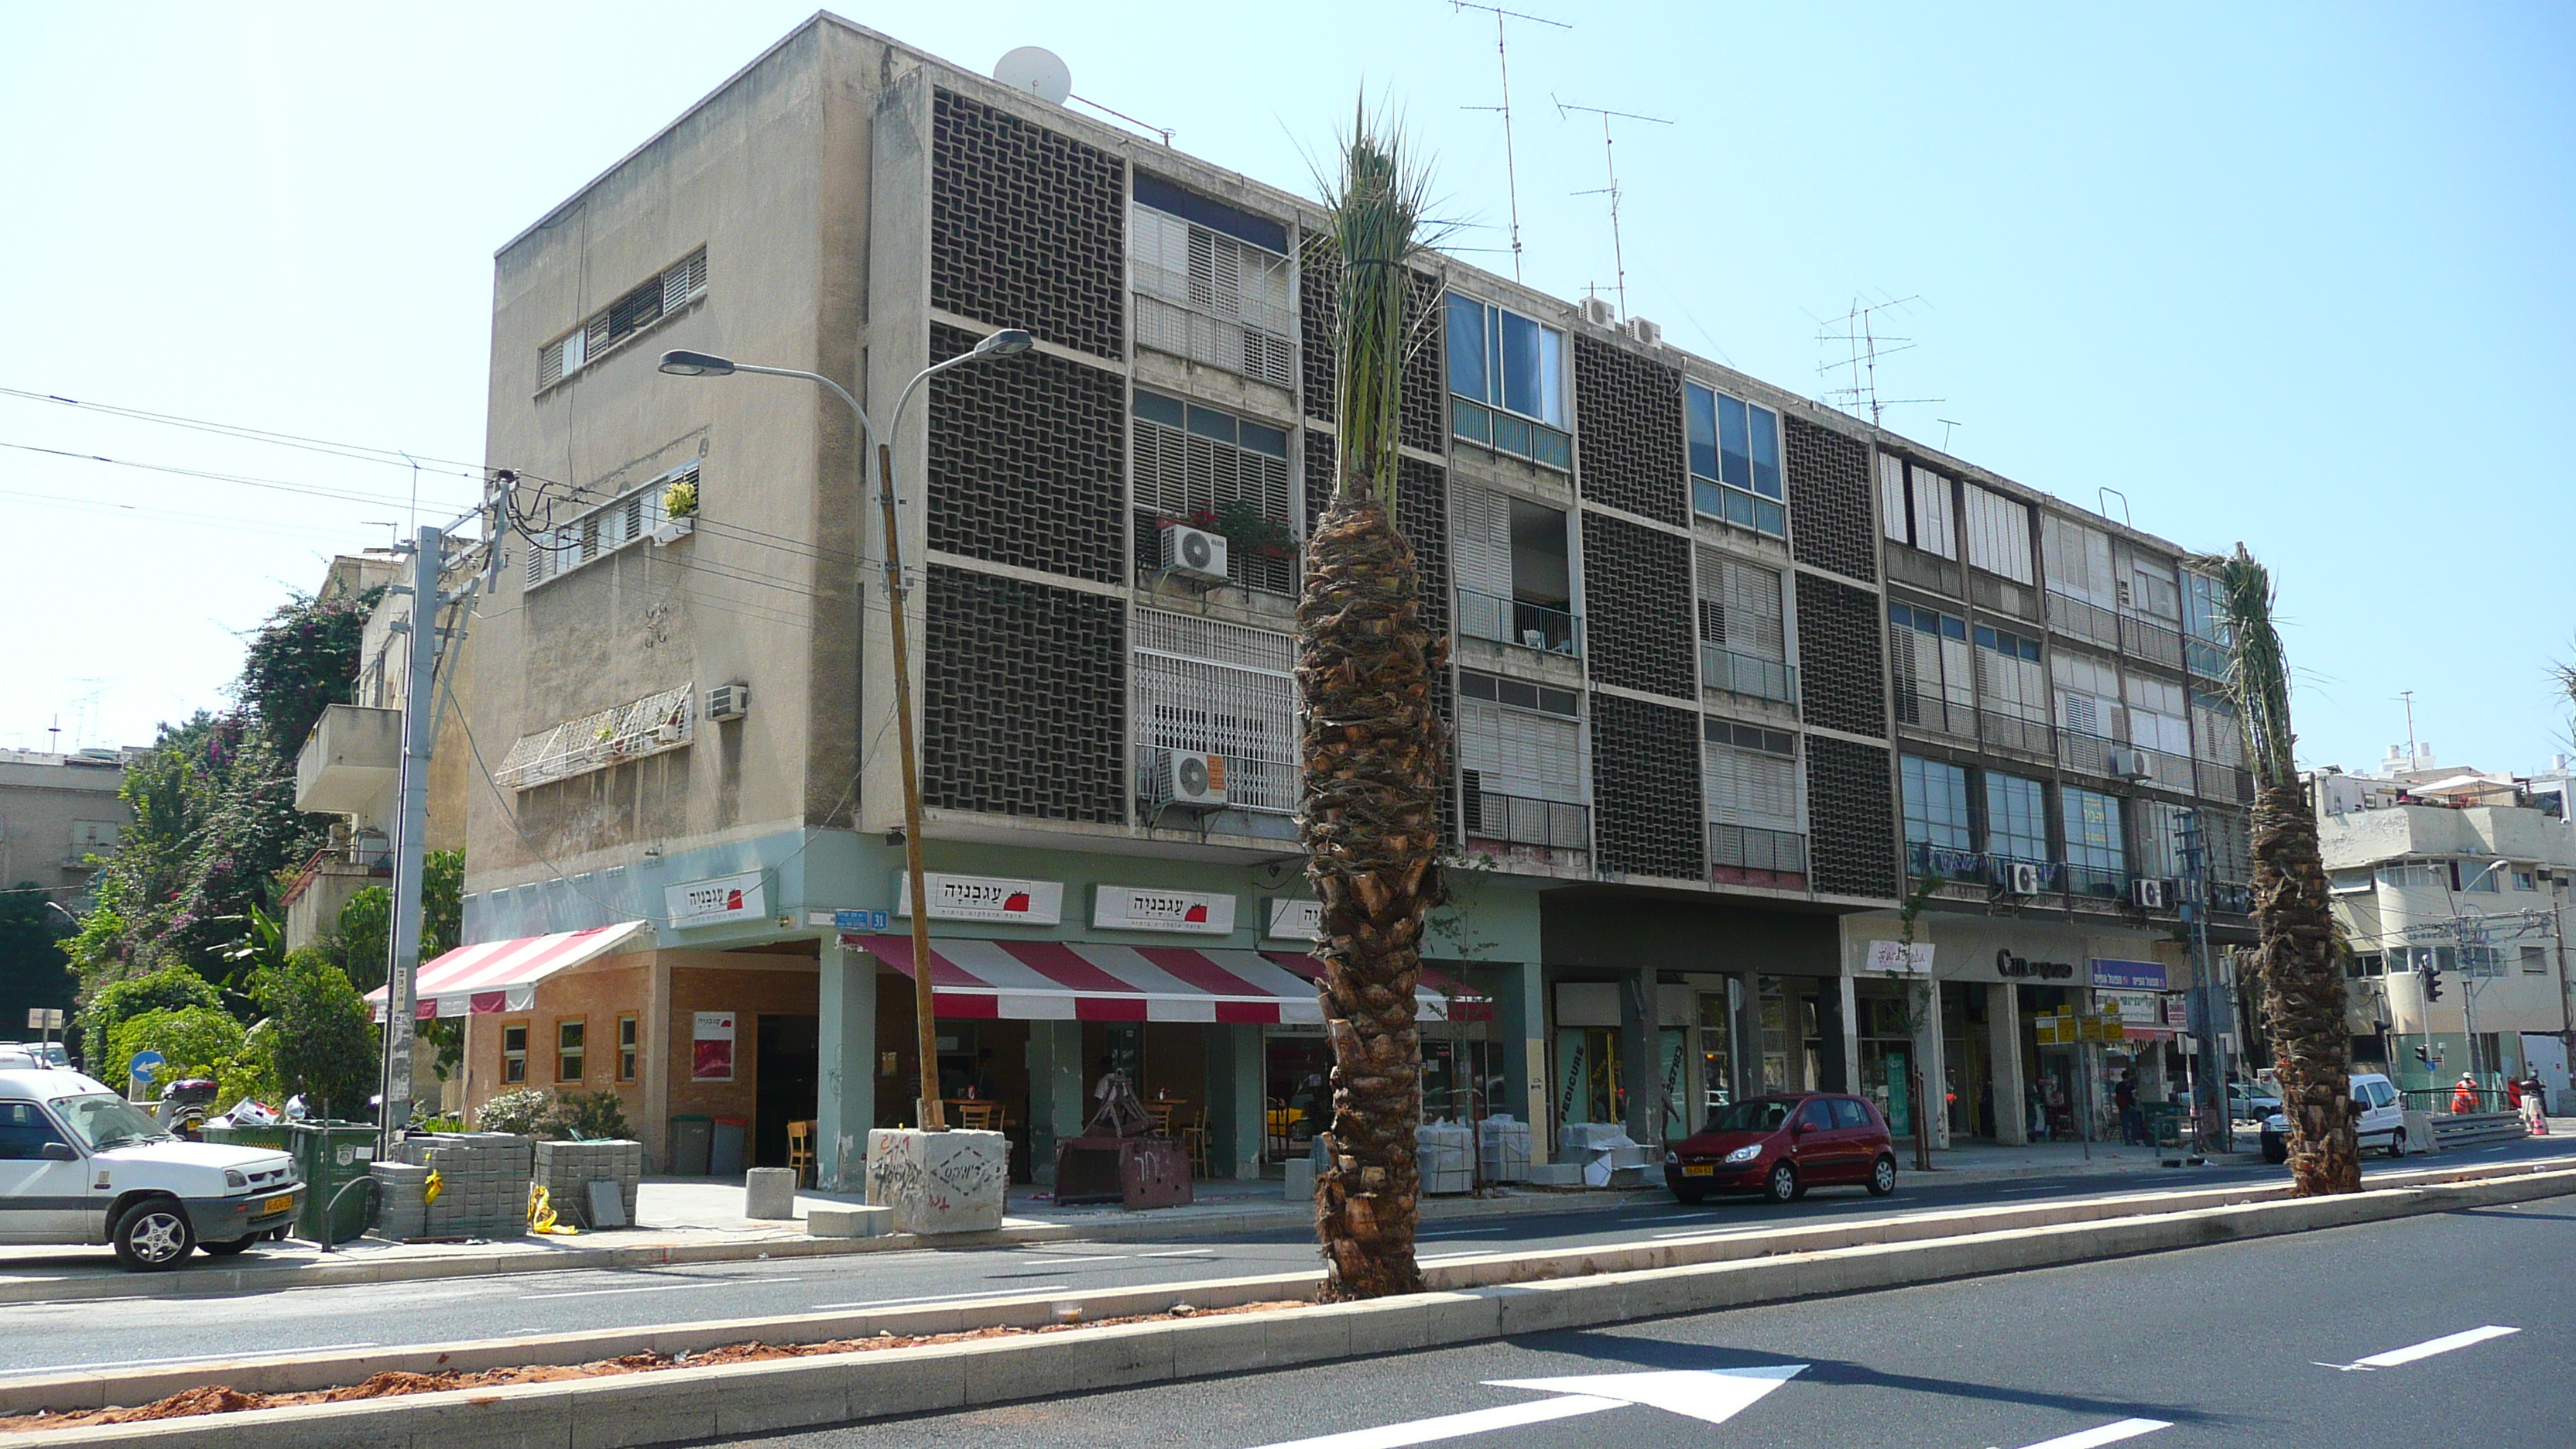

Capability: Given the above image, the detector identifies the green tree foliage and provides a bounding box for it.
[108,1004,246,1084]
[83,964,222,1067]
[251,949,377,1115]
[327,849,460,995]
[0,882,76,1040]
[540,1091,633,1141]
[476,1088,551,1136]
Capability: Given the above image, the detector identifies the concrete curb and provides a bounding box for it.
[3,1155,2566,1444]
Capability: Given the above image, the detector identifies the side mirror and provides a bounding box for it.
[1791,1118,1813,1135]
[40,1142,77,1162]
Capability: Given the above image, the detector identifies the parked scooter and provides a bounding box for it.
[154,1078,219,1140]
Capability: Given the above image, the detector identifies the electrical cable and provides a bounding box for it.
[0,440,478,512]
[0,386,491,481]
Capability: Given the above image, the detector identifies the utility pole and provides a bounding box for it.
[379,524,444,1151]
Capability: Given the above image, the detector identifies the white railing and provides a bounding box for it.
[495,683,694,791]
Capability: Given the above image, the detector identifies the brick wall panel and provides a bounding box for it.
[1573,337,1687,526]
[1794,572,1886,738]
[923,565,1125,822]
[931,89,1124,361]
[927,324,1124,584]
[1591,693,1703,880]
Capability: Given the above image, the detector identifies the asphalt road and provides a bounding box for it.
[0,1136,2563,1382]
[749,1191,2576,1449]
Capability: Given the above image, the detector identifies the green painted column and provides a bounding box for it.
[1208,1023,1265,1180]
[1026,1019,1088,1185]
[1494,959,1547,1159]
[816,936,877,1190]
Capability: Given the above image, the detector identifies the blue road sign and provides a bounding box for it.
[834,908,891,933]
[128,1050,166,1084]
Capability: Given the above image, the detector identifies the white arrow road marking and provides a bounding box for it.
[1992,1417,2170,1449]
[1482,1363,1808,1425]
[1243,1393,1625,1449]
[2324,1324,2519,1372]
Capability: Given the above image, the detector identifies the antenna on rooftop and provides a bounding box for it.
[1815,294,1940,427]
[1452,2,1571,284]
[1553,98,1670,320]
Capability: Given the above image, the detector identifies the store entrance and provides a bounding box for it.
[753,1014,817,1170]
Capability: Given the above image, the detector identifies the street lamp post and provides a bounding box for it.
[660,331,1033,1136]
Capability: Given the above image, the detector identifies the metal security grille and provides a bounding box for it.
[1572,336,1688,526]
[931,89,1124,360]
[1709,823,1807,875]
[1805,735,1898,899]
[1130,204,1294,387]
[1581,510,1695,700]
[539,248,706,389]
[1793,573,1888,738]
[1589,692,1704,880]
[1133,609,1297,815]
[1299,238,1339,423]
[1783,415,1876,582]
[524,469,684,588]
[923,566,1126,822]
[495,683,693,790]
[927,324,1125,584]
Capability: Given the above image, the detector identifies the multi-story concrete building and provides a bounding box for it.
[0,748,137,909]
[2314,763,2574,1099]
[446,15,2257,1181]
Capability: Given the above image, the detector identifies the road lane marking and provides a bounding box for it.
[1245,1394,1624,1448]
[807,1284,1067,1311]
[1005,1254,1129,1266]
[2328,1324,2519,1372]
[518,1279,801,1301]
[0,1343,380,1377]
[1139,1249,1217,1258]
[1996,1418,2170,1449]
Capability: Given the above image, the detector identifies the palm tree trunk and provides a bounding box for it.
[1300,114,1443,1300]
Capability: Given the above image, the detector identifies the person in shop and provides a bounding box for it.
[2115,1068,2143,1146]
[1286,1073,1327,1141]
[2026,1081,2050,1141]
[2451,1073,2481,1115]
[969,1047,999,1101]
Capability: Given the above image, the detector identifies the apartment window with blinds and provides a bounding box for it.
[1962,485,2033,584]
[1132,389,1293,594]
[2134,799,2186,879]
[1697,549,1790,702]
[2125,670,2192,768]
[524,466,688,589]
[1129,174,1295,388]
[1704,718,1804,881]
[2062,786,2126,893]
[1901,755,1971,850]
[1879,457,1957,559]
[1453,484,1579,655]
[1686,382,1786,537]
[1132,610,1298,814]
[2189,688,2243,764]
[1457,670,1588,854]
[538,248,707,389]
[2040,512,2119,646]
[1972,623,2050,754]
[1985,772,2049,862]
[2051,648,2123,745]
[1889,601,1973,736]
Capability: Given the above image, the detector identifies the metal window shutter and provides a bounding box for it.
[1964,485,2033,584]
[1879,454,1909,541]
[1722,558,1783,659]
[1450,483,1512,598]
[1910,465,1956,559]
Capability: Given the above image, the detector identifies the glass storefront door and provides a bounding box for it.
[1698,992,1735,1113]
[1857,995,1917,1136]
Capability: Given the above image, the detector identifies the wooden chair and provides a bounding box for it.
[1265,1097,1292,1160]
[951,1100,1002,1132]
[1180,1110,1211,1178]
[786,1120,816,1187]
[1143,1099,1183,1136]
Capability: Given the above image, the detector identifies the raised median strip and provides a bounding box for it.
[2,1155,2567,1447]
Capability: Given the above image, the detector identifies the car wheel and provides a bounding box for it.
[1866,1154,1898,1197]
[1672,1185,1708,1206]
[200,1235,259,1258]
[112,1200,196,1272]
[2260,1134,2288,1166]
[2388,1128,2406,1160]
[1766,1162,1799,1204]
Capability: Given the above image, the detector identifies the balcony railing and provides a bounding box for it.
[2059,728,2126,776]
[1887,545,1965,598]
[1701,642,1797,704]
[2194,757,2253,803]
[1458,587,1581,657]
[1895,693,1975,739]
[1451,396,1573,471]
[2120,613,2185,670]
[1711,823,1807,886]
[1908,840,1989,883]
[1463,788,1590,852]
[1976,708,2056,758]
[2046,591,2121,649]
[2208,880,2254,915]
[2185,635,2229,679]
[2065,863,2126,899]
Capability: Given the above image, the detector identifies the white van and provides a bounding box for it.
[0,1067,303,1270]
[2259,1071,2408,1163]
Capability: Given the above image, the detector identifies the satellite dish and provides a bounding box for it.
[994,46,1072,105]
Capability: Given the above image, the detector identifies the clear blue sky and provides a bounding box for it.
[3,3,2568,775]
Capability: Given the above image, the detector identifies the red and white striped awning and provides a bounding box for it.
[856,937,1488,1023]
[365,922,652,1020]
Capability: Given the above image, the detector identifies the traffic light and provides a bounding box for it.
[2423,958,2445,1002]
[2413,1043,2433,1065]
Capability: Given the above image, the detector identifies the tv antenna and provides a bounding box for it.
[1554,98,1670,320]
[1452,2,1571,284]
[1815,294,1940,426]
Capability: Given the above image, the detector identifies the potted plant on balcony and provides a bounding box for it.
[1214,498,1295,561]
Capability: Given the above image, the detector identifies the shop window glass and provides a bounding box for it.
[1901,755,1972,850]
[502,1023,528,1084]
[617,1015,638,1082]
[1985,772,2048,861]
[557,1020,585,1084]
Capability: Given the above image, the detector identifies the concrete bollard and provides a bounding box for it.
[745,1166,799,1220]
[1283,1159,1315,1201]
[807,1204,896,1238]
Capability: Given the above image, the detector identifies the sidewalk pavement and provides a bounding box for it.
[0,1137,2278,1303]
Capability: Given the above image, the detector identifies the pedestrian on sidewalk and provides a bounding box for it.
[2451,1073,2480,1115]
[2115,1069,2143,1146]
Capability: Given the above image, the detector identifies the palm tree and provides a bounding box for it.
[2208,544,2358,1194]
[1299,111,1444,1300]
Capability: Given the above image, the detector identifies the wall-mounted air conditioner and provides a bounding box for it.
[1625,316,1663,348]
[2008,862,2047,896]
[1580,296,1616,327]
[1159,523,1229,584]
[1163,750,1228,809]
[704,683,748,722]
[2105,746,2155,782]
[2131,877,2171,909]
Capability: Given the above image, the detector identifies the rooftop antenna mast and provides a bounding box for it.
[1815,293,1940,427]
[1553,98,1670,320]
[1452,2,1570,284]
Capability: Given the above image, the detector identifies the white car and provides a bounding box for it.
[2260,1072,2409,1163]
[0,1067,303,1270]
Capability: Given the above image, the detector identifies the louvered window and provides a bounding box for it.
[1130,178,1294,389]
[1702,718,1799,833]
[524,465,687,589]
[1889,601,1972,735]
[1882,458,1957,559]
[2051,647,2122,743]
[1963,485,2033,584]
[538,248,707,390]
[1132,389,1292,593]
[1697,550,1792,703]
[1457,670,1590,851]
[2190,687,2244,766]
[495,682,694,790]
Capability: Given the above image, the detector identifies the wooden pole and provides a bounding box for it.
[877,439,944,1132]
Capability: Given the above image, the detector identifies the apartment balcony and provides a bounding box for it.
[2208,880,2255,915]
[2185,636,2229,679]
[2046,590,2121,649]
[1462,786,1590,868]
[1895,694,1977,742]
[1976,709,2056,759]
[1457,587,1581,658]
[1710,822,1807,889]
[1450,396,1572,471]
[1701,642,1797,707]
[2064,863,2126,900]
[1886,545,1965,598]
[2119,613,2185,670]
[2194,756,2255,804]
[293,704,401,825]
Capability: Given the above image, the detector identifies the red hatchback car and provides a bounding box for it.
[1664,1092,1898,1204]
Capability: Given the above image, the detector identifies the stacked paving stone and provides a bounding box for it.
[370,1132,534,1239]
[533,1139,643,1228]
[369,1161,431,1239]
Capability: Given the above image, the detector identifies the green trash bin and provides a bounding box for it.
[201,1121,293,1155]
[288,1122,383,1243]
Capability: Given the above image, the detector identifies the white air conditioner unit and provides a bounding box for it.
[1163,750,1228,809]
[1625,315,1663,348]
[1580,296,1616,327]
[1159,522,1229,584]
[704,683,748,722]
[2007,862,2047,896]
[2131,877,2171,909]
[2105,746,2154,782]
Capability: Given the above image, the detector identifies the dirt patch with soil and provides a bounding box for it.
[0,1300,1304,1433]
